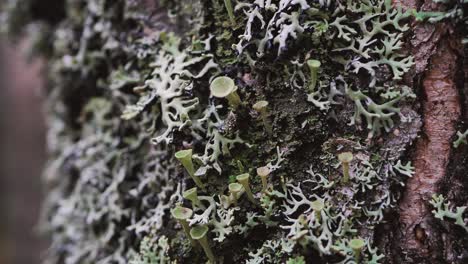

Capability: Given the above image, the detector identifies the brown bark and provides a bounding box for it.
[399,37,461,260]
[395,1,464,262]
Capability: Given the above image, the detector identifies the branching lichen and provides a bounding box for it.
[453,129,468,148]
[430,194,468,232]
[122,35,218,145]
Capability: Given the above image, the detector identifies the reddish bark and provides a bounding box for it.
[393,1,463,261]
[399,34,461,261]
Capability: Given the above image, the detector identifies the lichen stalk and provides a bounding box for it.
[223,0,236,25]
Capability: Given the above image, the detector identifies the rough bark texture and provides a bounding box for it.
[395,1,466,263]
[400,37,461,262]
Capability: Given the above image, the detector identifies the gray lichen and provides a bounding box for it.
[430,194,468,233]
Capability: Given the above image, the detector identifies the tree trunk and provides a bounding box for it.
[1,0,467,263]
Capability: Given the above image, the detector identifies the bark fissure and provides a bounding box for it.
[399,34,461,260]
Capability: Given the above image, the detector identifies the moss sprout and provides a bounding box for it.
[236,173,256,204]
[349,238,366,262]
[228,182,243,206]
[210,76,241,109]
[306,59,321,92]
[175,149,205,189]
[253,100,272,135]
[171,205,197,247]
[190,225,216,263]
[256,166,271,193]
[338,152,353,183]
[183,187,203,208]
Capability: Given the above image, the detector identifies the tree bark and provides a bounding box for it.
[393,1,466,263]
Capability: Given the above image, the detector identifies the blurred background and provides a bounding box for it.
[0,38,47,264]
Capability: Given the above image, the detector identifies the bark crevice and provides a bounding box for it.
[398,26,462,263]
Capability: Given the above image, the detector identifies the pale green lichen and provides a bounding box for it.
[256,166,271,193]
[190,225,216,263]
[129,235,172,264]
[210,76,241,109]
[192,104,250,173]
[286,256,306,264]
[121,35,218,145]
[346,85,412,137]
[430,194,468,232]
[246,239,293,264]
[453,129,468,148]
[332,238,384,264]
[235,0,310,58]
[253,100,272,134]
[411,0,467,26]
[210,207,236,242]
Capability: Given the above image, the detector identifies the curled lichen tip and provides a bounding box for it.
[183,187,202,207]
[253,100,269,112]
[175,149,193,160]
[210,76,236,98]
[190,225,209,240]
[175,149,204,188]
[349,238,365,251]
[338,152,353,163]
[236,173,250,184]
[236,173,256,204]
[171,205,193,220]
[190,225,215,263]
[256,166,270,177]
[210,76,241,108]
[307,59,321,69]
[229,182,242,193]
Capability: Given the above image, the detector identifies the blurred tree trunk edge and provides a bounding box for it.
[0,39,46,264]
[1,0,467,264]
